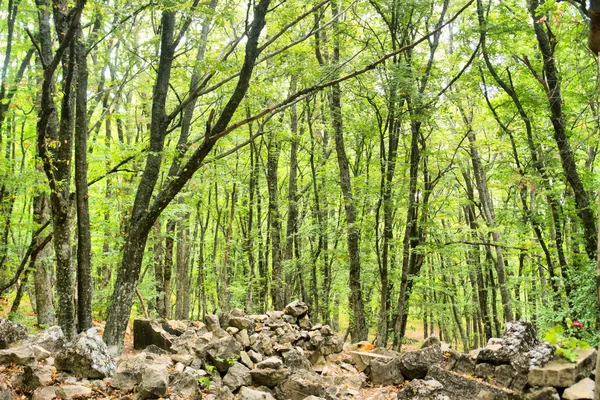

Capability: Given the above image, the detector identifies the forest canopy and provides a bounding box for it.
[0,0,598,353]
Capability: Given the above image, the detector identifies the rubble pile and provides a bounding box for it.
[0,309,597,400]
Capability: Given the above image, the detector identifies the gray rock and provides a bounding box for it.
[495,364,517,388]
[298,315,311,330]
[238,386,276,400]
[562,377,595,399]
[31,326,65,353]
[478,321,554,371]
[235,329,250,348]
[274,370,360,400]
[248,349,263,363]
[528,348,596,388]
[133,319,175,352]
[284,300,309,318]
[399,346,443,380]
[56,385,92,399]
[0,382,11,400]
[144,343,169,355]
[172,352,193,365]
[223,362,251,391]
[170,368,203,400]
[474,363,495,379]
[204,314,220,331]
[137,363,169,399]
[206,335,243,372]
[523,387,560,400]
[240,350,255,368]
[426,365,520,399]
[229,316,252,330]
[320,336,343,356]
[421,334,441,349]
[0,345,35,365]
[282,348,312,371]
[0,319,28,349]
[11,365,54,391]
[369,356,404,386]
[32,387,57,400]
[109,351,167,390]
[397,379,444,399]
[320,325,333,337]
[55,328,115,379]
[250,368,290,387]
[257,356,283,369]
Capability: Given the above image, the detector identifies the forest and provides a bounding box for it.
[0,0,599,356]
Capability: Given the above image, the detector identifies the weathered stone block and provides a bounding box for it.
[527,348,596,388]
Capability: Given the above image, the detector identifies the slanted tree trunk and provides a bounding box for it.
[465,122,513,322]
[529,0,597,261]
[103,1,270,350]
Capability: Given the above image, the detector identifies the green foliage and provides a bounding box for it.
[544,323,590,363]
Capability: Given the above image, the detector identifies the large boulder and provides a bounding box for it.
[0,319,27,349]
[55,328,116,378]
[284,300,309,318]
[477,321,554,372]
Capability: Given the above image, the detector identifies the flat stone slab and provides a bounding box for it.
[563,377,594,400]
[528,348,596,388]
[349,351,393,372]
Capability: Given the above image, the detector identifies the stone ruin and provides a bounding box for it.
[0,304,597,400]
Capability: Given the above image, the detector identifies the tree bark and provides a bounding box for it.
[466,124,514,322]
[529,0,597,261]
[267,132,284,310]
[33,195,55,327]
[75,27,92,332]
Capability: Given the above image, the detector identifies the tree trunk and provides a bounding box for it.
[175,215,190,319]
[466,123,513,322]
[153,221,165,317]
[164,219,175,319]
[35,0,86,341]
[267,132,283,310]
[75,28,92,332]
[529,0,597,261]
[33,195,55,326]
[104,1,270,349]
